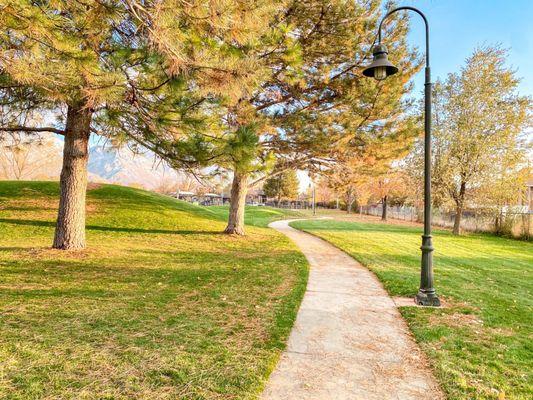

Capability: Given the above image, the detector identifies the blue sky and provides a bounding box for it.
[399,0,533,96]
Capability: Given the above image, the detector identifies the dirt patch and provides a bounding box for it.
[87,182,103,191]
[393,296,449,308]
[428,312,483,329]
[9,246,97,261]
[0,284,53,291]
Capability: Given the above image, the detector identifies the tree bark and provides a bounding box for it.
[52,104,92,250]
[452,182,466,235]
[224,172,248,235]
[346,189,352,214]
[494,213,501,234]
[346,197,351,214]
[452,205,463,235]
[381,195,388,221]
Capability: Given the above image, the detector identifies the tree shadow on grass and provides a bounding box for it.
[0,218,222,236]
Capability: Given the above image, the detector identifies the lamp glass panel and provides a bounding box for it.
[374,66,387,80]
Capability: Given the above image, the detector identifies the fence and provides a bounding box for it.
[361,204,532,240]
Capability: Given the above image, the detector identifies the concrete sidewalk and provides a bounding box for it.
[262,219,443,400]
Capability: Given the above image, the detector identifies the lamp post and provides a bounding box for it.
[362,6,440,306]
[309,182,316,216]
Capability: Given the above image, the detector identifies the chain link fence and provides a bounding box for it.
[361,204,532,240]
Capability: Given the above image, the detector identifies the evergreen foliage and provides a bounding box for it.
[129,0,421,234]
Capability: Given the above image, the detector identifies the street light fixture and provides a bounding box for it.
[362,44,398,81]
[363,6,440,306]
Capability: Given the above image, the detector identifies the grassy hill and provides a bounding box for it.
[0,181,308,399]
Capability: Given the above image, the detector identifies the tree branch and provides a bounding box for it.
[0,126,65,135]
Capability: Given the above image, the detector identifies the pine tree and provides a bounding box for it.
[88,1,418,235]
[0,0,280,247]
[138,0,419,234]
[100,2,286,237]
[0,1,137,249]
[221,0,420,233]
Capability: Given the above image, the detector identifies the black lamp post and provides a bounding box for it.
[309,182,316,216]
[363,6,440,306]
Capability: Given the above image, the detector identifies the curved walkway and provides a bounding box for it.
[262,220,443,400]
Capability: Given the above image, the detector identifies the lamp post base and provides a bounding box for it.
[415,291,441,307]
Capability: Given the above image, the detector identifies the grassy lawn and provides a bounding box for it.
[290,219,532,400]
[0,181,308,399]
[207,205,305,228]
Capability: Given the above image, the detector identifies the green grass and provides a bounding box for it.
[290,218,532,400]
[0,181,308,399]
[207,205,305,228]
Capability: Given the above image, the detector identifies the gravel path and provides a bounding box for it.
[262,219,444,400]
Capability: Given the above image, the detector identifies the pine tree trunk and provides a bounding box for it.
[381,195,388,221]
[224,172,248,235]
[53,104,92,250]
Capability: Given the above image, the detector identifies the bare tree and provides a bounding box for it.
[0,133,62,180]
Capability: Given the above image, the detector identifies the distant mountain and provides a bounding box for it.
[1,133,183,189]
[88,145,179,189]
